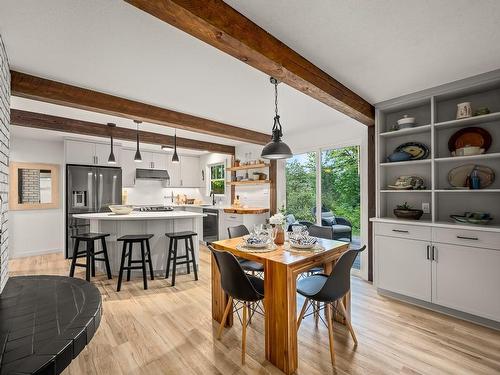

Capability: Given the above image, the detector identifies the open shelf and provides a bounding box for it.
[435,189,500,193]
[228,180,270,186]
[380,159,431,167]
[380,190,431,193]
[227,163,269,171]
[434,111,500,130]
[379,124,431,138]
[435,152,500,163]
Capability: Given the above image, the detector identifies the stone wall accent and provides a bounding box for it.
[0,34,10,293]
[19,168,40,203]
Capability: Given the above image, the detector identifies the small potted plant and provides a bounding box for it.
[394,202,423,220]
[234,159,240,167]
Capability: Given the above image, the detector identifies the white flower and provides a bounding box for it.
[269,213,285,225]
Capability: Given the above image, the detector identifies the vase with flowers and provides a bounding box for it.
[268,212,286,245]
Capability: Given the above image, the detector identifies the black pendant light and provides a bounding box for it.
[171,129,179,163]
[261,77,292,159]
[107,122,116,164]
[133,120,142,162]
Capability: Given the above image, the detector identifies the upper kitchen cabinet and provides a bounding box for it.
[166,157,181,187]
[180,156,201,187]
[65,139,121,166]
[121,149,137,187]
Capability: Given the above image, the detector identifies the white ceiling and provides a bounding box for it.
[0,0,360,144]
[226,0,500,103]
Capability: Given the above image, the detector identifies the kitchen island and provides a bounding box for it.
[73,211,204,276]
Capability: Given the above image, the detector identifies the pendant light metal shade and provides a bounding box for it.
[107,123,117,164]
[134,120,142,162]
[171,129,179,163]
[261,77,292,160]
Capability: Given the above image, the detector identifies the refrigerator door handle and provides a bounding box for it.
[98,172,103,211]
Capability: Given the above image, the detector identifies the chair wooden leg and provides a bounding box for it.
[217,296,233,339]
[314,301,320,327]
[338,299,357,345]
[326,303,336,365]
[297,298,309,331]
[241,302,247,365]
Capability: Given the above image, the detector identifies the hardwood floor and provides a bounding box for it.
[9,247,500,375]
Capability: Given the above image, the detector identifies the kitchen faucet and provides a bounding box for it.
[210,191,216,206]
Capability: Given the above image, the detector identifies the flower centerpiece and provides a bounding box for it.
[268,212,286,245]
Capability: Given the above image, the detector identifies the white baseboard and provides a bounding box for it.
[10,248,63,259]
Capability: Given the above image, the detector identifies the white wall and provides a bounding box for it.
[124,181,203,205]
[9,136,65,258]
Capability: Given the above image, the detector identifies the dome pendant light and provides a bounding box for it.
[134,120,142,162]
[107,123,116,164]
[261,77,292,160]
[171,129,180,163]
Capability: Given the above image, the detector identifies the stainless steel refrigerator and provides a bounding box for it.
[65,164,122,258]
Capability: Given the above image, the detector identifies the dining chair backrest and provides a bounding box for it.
[209,245,263,302]
[228,225,250,239]
[308,225,333,240]
[315,246,366,302]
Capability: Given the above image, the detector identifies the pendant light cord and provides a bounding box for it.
[274,80,279,117]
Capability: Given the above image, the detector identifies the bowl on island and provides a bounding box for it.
[109,205,134,215]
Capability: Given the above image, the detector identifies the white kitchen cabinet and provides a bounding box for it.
[432,243,500,321]
[375,236,432,302]
[373,220,500,323]
[65,140,95,165]
[180,156,201,187]
[65,139,120,166]
[218,211,269,240]
[121,149,138,187]
[167,158,181,187]
[151,152,167,170]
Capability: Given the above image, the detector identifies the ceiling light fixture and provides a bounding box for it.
[171,129,180,163]
[261,77,292,159]
[134,120,142,162]
[107,122,116,164]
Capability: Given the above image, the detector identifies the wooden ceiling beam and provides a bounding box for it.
[10,109,235,155]
[10,71,270,145]
[124,0,375,126]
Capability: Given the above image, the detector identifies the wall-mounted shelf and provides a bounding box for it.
[379,124,431,138]
[380,159,431,167]
[227,163,269,171]
[435,152,500,163]
[228,180,270,186]
[434,111,500,130]
[376,72,500,226]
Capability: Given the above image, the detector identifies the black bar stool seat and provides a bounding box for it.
[165,231,198,286]
[69,232,112,282]
[116,234,154,291]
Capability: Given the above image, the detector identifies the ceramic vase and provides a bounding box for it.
[274,225,285,245]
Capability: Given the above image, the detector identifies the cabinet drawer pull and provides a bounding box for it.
[457,235,478,241]
[432,246,437,261]
[392,229,409,233]
[426,245,430,260]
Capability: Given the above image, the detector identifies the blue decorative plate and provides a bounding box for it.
[394,142,430,160]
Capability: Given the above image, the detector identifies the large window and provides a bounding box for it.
[285,152,317,222]
[210,163,225,195]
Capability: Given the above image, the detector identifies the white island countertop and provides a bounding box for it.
[73,211,205,221]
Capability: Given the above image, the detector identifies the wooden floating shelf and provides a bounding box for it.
[227,163,269,171]
[380,159,431,167]
[379,124,431,138]
[228,180,270,185]
[435,152,500,163]
[434,112,500,130]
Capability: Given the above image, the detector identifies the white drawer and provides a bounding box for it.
[432,227,500,250]
[374,222,431,241]
[224,214,243,224]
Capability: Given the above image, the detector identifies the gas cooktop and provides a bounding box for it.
[137,205,174,212]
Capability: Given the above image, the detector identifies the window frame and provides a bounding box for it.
[208,162,226,195]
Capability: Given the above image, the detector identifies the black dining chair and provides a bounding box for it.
[209,245,264,364]
[296,245,366,365]
[227,225,265,277]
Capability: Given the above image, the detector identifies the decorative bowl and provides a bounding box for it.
[393,209,423,220]
[387,151,412,163]
[450,212,492,225]
[243,234,269,248]
[109,205,134,215]
[397,114,416,129]
[289,234,317,249]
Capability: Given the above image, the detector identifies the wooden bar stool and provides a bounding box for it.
[116,234,154,291]
[165,231,198,286]
[69,233,112,282]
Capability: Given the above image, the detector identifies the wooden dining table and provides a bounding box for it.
[211,237,350,374]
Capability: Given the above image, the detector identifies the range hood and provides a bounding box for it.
[135,168,170,181]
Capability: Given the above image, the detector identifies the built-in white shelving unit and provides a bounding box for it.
[375,71,500,227]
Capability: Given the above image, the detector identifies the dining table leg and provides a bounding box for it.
[211,253,233,327]
[264,260,298,375]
